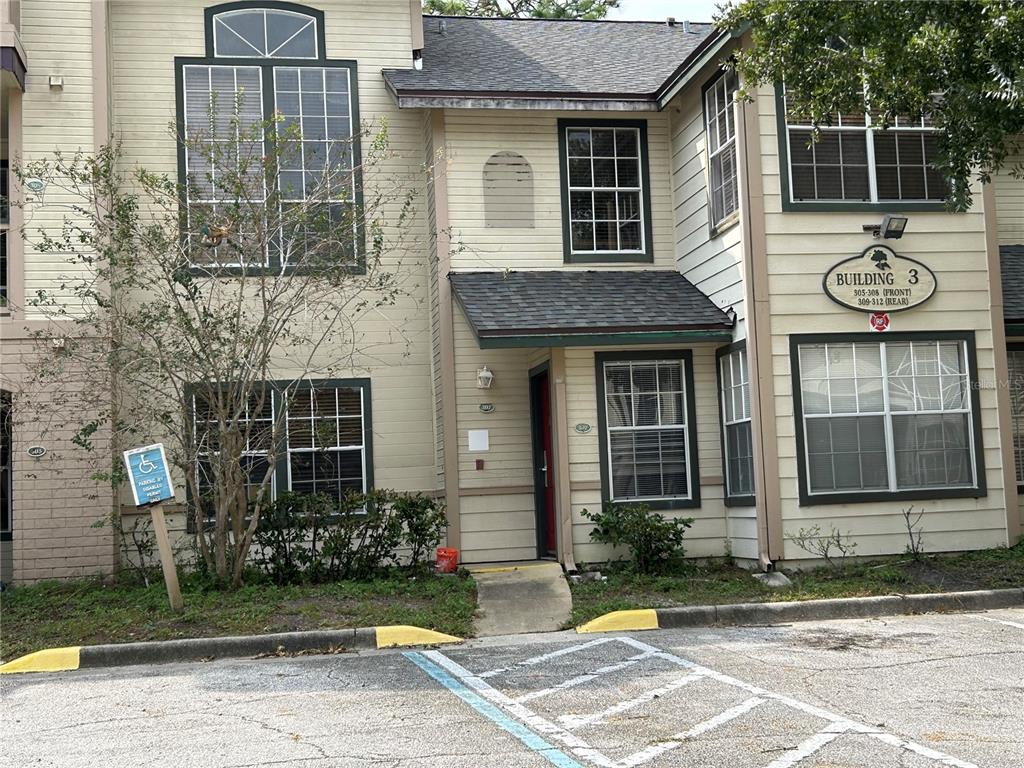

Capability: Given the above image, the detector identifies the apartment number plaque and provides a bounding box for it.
[823,245,936,313]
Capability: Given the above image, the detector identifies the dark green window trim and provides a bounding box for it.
[716,340,755,507]
[774,88,952,214]
[1007,342,1024,493]
[558,118,654,264]
[175,3,364,277]
[594,350,701,511]
[474,329,734,349]
[790,331,986,507]
[185,377,374,532]
[204,2,327,59]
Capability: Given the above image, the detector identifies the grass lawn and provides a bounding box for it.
[0,571,477,662]
[569,542,1024,627]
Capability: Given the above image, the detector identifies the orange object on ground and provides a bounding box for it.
[435,547,459,573]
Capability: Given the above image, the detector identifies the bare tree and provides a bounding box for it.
[10,104,426,587]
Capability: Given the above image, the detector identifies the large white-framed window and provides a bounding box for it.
[782,89,947,205]
[1007,346,1024,487]
[792,334,983,505]
[175,3,360,272]
[559,119,652,263]
[703,69,739,231]
[718,345,754,501]
[596,352,699,509]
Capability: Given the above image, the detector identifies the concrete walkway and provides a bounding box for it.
[468,562,572,637]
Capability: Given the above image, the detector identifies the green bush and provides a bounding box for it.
[583,502,693,575]
[253,489,448,584]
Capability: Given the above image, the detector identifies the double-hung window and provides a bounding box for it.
[1007,346,1024,489]
[703,70,739,232]
[596,352,699,509]
[792,334,984,505]
[559,119,653,263]
[175,3,360,271]
[718,345,754,503]
[191,379,373,522]
[781,89,948,208]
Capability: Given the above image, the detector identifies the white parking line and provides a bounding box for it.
[558,672,703,729]
[617,696,765,767]
[978,615,1024,630]
[418,638,980,768]
[515,651,654,704]
[761,724,851,768]
[478,637,618,679]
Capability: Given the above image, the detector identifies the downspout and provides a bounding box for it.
[550,348,576,572]
[735,73,783,570]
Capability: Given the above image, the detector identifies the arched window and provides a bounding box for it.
[176,4,360,271]
[483,151,534,229]
[211,6,319,59]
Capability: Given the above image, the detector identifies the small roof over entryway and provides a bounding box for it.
[450,270,734,349]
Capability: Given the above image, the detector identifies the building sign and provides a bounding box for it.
[823,245,936,313]
[869,312,890,332]
[123,443,175,507]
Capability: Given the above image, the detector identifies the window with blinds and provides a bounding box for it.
[794,337,980,502]
[783,90,948,204]
[602,357,693,503]
[719,347,754,501]
[176,5,359,271]
[704,70,739,230]
[1007,348,1024,486]
[191,380,371,521]
[559,120,652,263]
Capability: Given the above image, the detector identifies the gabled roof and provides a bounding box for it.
[450,270,734,348]
[1002,245,1024,324]
[383,16,721,110]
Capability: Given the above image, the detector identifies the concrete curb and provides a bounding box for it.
[0,625,462,675]
[577,588,1024,633]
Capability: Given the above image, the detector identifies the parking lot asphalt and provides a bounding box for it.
[2,608,1022,767]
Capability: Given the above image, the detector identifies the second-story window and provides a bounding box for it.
[558,119,653,263]
[176,3,360,271]
[704,70,739,232]
[782,89,948,207]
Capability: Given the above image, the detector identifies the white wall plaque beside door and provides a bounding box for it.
[823,245,936,313]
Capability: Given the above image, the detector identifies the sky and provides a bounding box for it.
[606,0,730,24]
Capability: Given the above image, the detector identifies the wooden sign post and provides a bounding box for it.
[123,443,183,612]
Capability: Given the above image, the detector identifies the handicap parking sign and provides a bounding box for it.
[123,443,175,507]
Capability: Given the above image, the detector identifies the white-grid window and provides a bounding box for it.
[274,66,356,265]
[213,8,318,59]
[704,70,739,229]
[1007,349,1024,486]
[193,391,276,517]
[563,125,647,256]
[177,5,358,271]
[191,382,370,520]
[719,348,754,499]
[796,339,978,497]
[783,90,947,203]
[603,359,691,502]
[182,64,268,266]
[285,386,367,503]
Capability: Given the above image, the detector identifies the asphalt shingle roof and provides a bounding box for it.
[383,16,717,98]
[450,270,733,342]
[1002,245,1024,323]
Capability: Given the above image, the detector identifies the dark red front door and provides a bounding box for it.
[531,368,557,557]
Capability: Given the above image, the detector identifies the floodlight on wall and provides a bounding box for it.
[476,366,494,389]
[862,213,909,240]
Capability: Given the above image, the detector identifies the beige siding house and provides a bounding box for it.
[1,2,1022,583]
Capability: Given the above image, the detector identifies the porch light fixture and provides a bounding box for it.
[863,214,909,240]
[476,366,494,389]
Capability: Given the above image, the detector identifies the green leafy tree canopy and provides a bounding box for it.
[422,0,619,20]
[720,0,1024,210]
